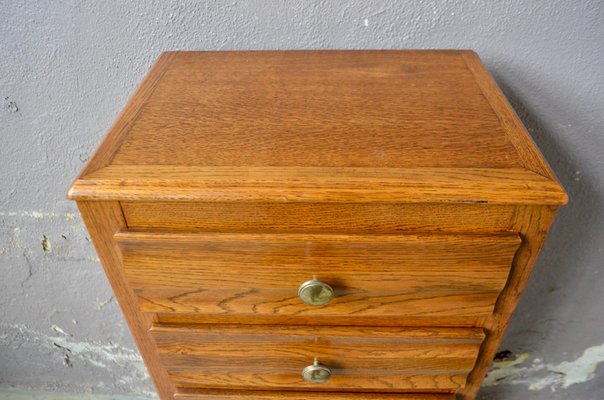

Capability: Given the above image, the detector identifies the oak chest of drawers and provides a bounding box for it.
[69,50,567,400]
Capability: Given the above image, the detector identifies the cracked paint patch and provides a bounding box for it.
[0,323,154,397]
[484,343,604,391]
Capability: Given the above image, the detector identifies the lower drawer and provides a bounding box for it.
[150,324,483,392]
[175,389,455,399]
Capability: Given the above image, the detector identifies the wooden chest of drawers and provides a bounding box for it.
[69,50,566,400]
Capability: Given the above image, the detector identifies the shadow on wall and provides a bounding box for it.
[477,62,603,398]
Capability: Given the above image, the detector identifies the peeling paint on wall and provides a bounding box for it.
[484,344,604,391]
[0,323,155,398]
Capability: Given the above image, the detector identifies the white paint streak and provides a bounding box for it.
[95,295,115,310]
[0,211,76,220]
[484,343,604,391]
[50,324,69,336]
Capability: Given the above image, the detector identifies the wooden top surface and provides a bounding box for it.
[69,50,566,204]
[114,51,518,168]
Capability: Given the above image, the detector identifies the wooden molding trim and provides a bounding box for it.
[69,165,567,204]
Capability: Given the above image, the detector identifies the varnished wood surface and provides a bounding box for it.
[117,231,520,325]
[69,165,566,204]
[112,51,521,169]
[461,52,556,180]
[151,324,483,392]
[175,389,455,400]
[122,201,517,233]
[68,50,566,205]
[76,202,175,399]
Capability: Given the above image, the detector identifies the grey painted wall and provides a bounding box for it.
[1,1,603,399]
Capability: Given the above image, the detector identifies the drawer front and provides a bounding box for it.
[175,389,455,399]
[151,324,484,392]
[116,231,520,326]
[121,201,517,234]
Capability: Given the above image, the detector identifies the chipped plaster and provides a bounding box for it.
[485,344,604,391]
[1,0,603,398]
[0,324,155,398]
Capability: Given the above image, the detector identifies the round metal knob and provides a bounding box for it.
[302,358,332,383]
[297,278,334,306]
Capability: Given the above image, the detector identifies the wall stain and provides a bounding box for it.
[41,235,51,252]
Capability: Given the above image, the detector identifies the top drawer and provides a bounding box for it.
[121,201,518,234]
[116,231,520,326]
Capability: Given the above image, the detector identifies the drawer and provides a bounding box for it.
[121,201,518,234]
[151,324,484,392]
[116,230,520,326]
[175,389,456,399]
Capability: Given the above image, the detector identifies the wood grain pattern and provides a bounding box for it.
[76,202,175,399]
[111,51,520,169]
[121,201,517,233]
[69,165,567,205]
[151,324,483,392]
[175,389,455,400]
[117,231,520,325]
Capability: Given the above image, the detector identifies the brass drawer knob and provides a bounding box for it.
[302,358,332,383]
[298,278,334,306]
